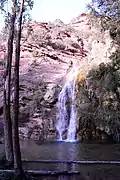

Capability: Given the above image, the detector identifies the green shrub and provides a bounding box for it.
[76,50,120,140]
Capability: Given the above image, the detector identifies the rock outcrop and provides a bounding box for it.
[0,14,117,141]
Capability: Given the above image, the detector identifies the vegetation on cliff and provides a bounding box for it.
[76,0,120,141]
[76,52,120,141]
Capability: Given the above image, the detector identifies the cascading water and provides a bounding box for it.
[56,68,78,142]
[67,79,76,142]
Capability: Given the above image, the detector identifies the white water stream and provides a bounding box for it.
[56,68,78,142]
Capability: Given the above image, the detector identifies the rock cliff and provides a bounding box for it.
[0,14,117,141]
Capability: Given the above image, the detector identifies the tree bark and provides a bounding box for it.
[3,0,17,165]
[12,0,25,172]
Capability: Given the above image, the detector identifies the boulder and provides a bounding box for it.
[44,83,60,103]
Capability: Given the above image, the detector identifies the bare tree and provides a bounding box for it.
[0,0,33,171]
[12,0,25,172]
[3,0,17,166]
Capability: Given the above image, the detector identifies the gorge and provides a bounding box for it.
[0,13,119,143]
[0,0,120,178]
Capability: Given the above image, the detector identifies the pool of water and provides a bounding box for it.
[20,140,120,161]
[1,140,120,179]
[20,140,120,179]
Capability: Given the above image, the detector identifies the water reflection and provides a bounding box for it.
[19,140,120,179]
[56,141,77,171]
[20,140,120,162]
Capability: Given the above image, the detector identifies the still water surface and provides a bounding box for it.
[20,140,120,179]
[1,140,120,179]
[21,140,120,161]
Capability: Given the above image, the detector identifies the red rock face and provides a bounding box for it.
[0,14,115,78]
[0,15,116,140]
[0,14,115,79]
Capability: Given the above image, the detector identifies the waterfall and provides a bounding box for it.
[67,79,76,141]
[56,69,78,142]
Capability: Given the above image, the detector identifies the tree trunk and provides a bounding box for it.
[3,0,17,165]
[12,0,25,172]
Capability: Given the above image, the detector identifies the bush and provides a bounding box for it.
[76,50,120,140]
[47,41,66,50]
[71,42,80,49]
[32,50,41,57]
[0,61,5,66]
